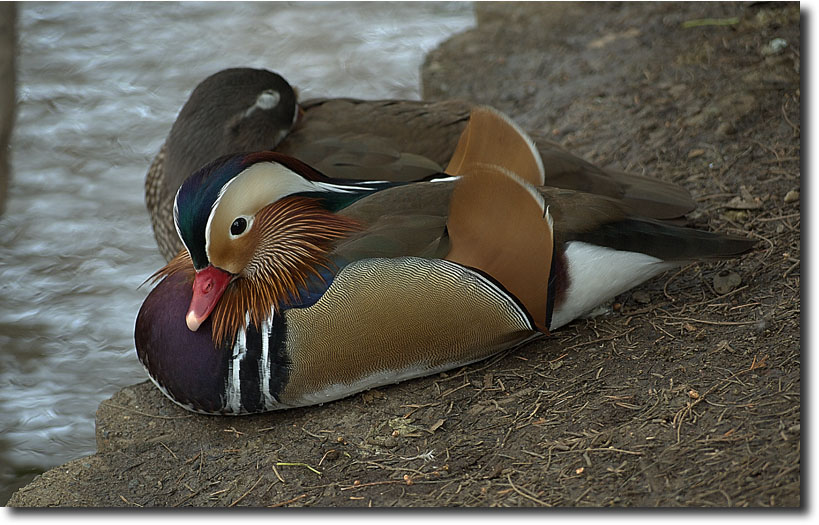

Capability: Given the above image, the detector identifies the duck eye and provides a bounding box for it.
[230,217,248,236]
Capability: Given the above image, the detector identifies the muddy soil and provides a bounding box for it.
[8,1,800,507]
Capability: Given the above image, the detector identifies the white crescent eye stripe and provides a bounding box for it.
[203,162,385,259]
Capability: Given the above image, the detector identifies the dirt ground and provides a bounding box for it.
[8,1,800,507]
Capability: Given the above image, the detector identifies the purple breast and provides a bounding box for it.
[134,272,232,413]
[134,271,291,414]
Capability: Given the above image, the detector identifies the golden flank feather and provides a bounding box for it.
[155,197,360,347]
[443,106,554,331]
[444,106,545,187]
[445,164,554,332]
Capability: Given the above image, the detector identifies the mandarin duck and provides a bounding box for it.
[145,67,698,262]
[135,107,754,415]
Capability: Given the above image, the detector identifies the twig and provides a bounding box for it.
[276,462,322,477]
[659,315,758,326]
[783,259,800,278]
[663,263,698,301]
[229,475,264,507]
[271,464,285,483]
[746,229,775,253]
[440,382,471,398]
[756,213,800,222]
[674,355,769,441]
[171,490,202,507]
[506,473,551,507]
[782,98,799,136]
[683,285,749,308]
[555,447,644,456]
[340,479,403,491]
[268,493,307,507]
[159,441,178,460]
[119,494,143,507]
[563,327,636,352]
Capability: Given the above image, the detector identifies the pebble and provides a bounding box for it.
[762,37,788,56]
[687,148,705,159]
[722,210,749,223]
[713,270,742,294]
[726,195,760,209]
[784,189,799,203]
[716,121,736,136]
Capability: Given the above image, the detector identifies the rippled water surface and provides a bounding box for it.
[0,1,475,502]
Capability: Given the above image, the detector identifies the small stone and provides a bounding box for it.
[632,290,651,304]
[725,196,759,209]
[716,121,736,136]
[784,189,799,203]
[726,187,761,209]
[713,270,742,294]
[762,37,788,56]
[687,148,706,159]
[721,210,749,223]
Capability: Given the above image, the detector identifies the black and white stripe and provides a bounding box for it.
[219,309,291,414]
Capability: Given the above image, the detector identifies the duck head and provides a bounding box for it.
[162,151,390,345]
[166,69,301,180]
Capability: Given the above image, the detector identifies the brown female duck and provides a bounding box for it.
[145,68,696,261]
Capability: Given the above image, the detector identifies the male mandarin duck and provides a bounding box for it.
[135,106,754,415]
[146,67,698,262]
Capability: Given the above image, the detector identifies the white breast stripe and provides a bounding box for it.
[225,328,247,414]
[259,309,276,410]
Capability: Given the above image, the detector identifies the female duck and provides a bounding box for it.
[146,68,697,261]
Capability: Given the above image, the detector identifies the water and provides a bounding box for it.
[0,1,475,503]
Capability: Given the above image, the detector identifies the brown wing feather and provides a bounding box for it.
[445,165,553,332]
[444,106,545,187]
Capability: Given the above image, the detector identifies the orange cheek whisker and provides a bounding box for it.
[208,196,360,348]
